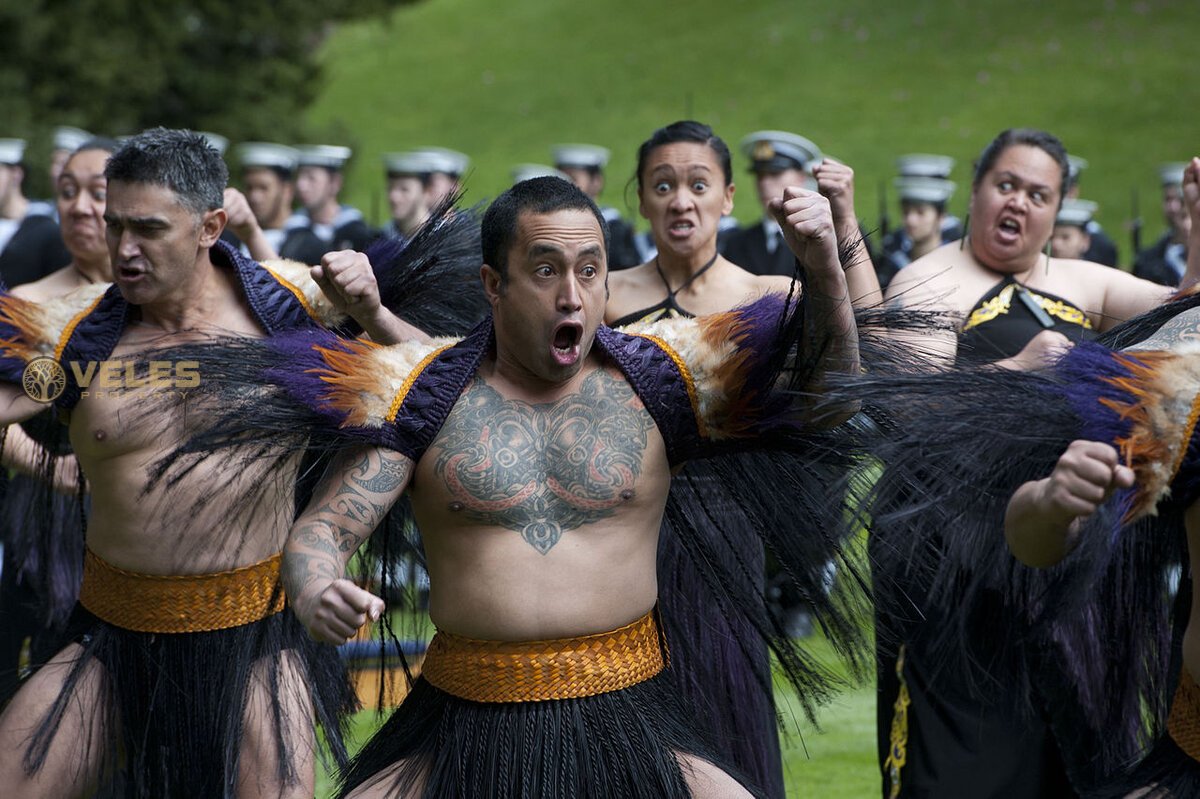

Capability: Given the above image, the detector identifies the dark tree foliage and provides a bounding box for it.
[0,0,412,196]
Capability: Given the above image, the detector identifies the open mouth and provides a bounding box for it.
[551,322,583,365]
[998,218,1021,235]
[117,264,146,281]
[668,220,696,236]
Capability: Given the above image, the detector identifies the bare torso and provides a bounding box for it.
[407,357,672,640]
[67,269,298,575]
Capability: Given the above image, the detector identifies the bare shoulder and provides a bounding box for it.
[884,247,970,310]
[1048,257,1175,328]
[754,274,800,295]
[894,244,962,283]
[10,266,83,303]
[1054,257,1131,282]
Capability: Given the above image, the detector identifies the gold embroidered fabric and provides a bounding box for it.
[421,610,666,703]
[962,283,1093,333]
[79,549,286,633]
[883,644,912,798]
[1168,667,1200,760]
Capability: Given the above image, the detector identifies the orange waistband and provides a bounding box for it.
[1169,667,1200,761]
[79,549,286,634]
[421,610,667,703]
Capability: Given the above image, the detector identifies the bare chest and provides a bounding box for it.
[68,377,202,462]
[415,369,666,554]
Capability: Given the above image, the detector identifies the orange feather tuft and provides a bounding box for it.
[0,294,46,362]
[309,339,385,427]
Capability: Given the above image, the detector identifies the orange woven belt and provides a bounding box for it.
[421,610,666,703]
[1169,667,1200,760]
[79,549,286,634]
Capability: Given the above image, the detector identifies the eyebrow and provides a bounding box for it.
[528,243,603,259]
[650,163,713,176]
[529,243,566,258]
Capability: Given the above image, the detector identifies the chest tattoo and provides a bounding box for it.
[431,370,654,554]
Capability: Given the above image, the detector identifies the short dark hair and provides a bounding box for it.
[635,120,733,189]
[972,128,1069,205]
[73,137,120,158]
[105,127,227,216]
[387,171,433,188]
[901,198,948,215]
[245,164,294,183]
[482,176,609,279]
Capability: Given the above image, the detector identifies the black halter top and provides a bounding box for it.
[956,275,1096,363]
[609,253,718,327]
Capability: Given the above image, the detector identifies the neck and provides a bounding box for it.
[397,210,428,238]
[655,243,721,283]
[1,193,27,221]
[265,208,290,231]
[967,236,1039,283]
[486,347,590,403]
[309,200,339,226]
[911,234,941,260]
[136,254,226,333]
[72,253,112,285]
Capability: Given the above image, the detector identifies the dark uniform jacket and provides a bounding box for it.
[0,202,70,287]
[1133,232,1187,287]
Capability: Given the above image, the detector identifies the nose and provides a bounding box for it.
[557,273,582,312]
[69,190,94,216]
[113,229,139,260]
[1003,193,1028,216]
[668,187,694,212]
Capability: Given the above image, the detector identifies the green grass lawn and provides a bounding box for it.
[307,0,1200,266]
[315,630,879,798]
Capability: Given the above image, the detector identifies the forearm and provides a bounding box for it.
[797,269,861,426]
[1004,479,1080,568]
[1184,229,1200,292]
[835,217,883,309]
[282,519,356,615]
[0,385,51,427]
[1,424,81,494]
[357,308,431,345]
[803,268,861,380]
[239,226,279,263]
[281,447,414,612]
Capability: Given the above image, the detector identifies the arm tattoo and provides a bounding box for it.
[1127,307,1200,352]
[431,371,654,554]
[283,448,413,603]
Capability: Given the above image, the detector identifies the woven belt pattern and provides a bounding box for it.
[421,610,665,703]
[1169,667,1200,760]
[79,549,286,633]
